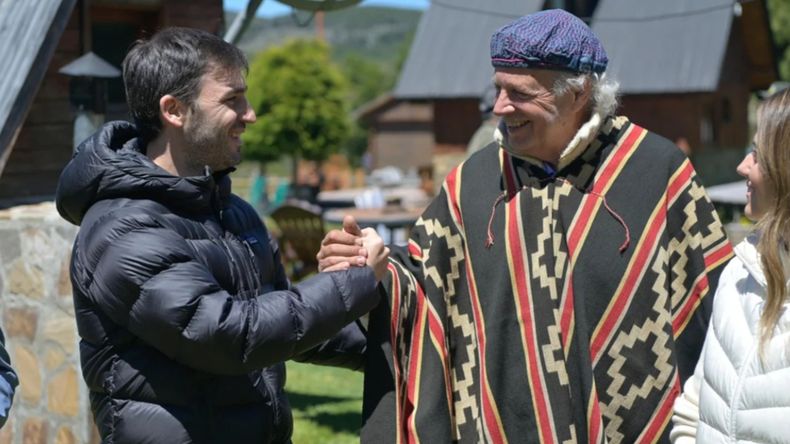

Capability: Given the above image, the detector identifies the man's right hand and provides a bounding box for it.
[360,227,390,281]
[317,216,390,281]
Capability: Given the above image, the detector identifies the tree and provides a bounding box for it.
[243,38,351,178]
[339,54,395,167]
[342,54,394,109]
[768,0,790,80]
[335,32,415,168]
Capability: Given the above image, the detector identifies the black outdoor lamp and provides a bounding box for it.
[58,52,121,149]
[59,51,120,114]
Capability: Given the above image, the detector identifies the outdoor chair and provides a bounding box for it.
[269,200,325,282]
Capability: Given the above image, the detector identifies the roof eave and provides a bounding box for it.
[0,0,78,177]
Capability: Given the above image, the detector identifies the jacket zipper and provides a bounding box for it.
[210,185,240,293]
[209,179,255,295]
[242,238,264,289]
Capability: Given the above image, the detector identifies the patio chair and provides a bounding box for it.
[270,200,325,281]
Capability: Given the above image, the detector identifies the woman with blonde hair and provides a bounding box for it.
[671,87,790,443]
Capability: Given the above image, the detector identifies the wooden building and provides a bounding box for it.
[356,95,433,171]
[0,0,224,207]
[592,0,776,183]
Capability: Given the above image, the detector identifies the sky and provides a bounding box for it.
[224,0,429,17]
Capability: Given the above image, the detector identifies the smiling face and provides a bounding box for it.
[492,67,585,164]
[736,141,772,222]
[182,66,256,173]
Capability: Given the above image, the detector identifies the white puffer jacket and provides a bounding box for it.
[671,233,790,443]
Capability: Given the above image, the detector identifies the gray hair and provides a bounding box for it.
[553,72,620,118]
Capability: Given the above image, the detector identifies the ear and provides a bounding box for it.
[159,94,187,129]
[570,81,593,114]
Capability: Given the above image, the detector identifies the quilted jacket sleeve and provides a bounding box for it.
[291,319,368,371]
[73,213,379,376]
[670,351,704,443]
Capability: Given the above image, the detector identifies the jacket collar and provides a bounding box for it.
[56,121,234,225]
[734,232,790,290]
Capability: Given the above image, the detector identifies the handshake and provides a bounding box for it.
[316,215,391,281]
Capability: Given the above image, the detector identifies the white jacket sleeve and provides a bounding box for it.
[670,351,704,443]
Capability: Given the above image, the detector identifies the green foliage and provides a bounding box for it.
[343,123,370,168]
[768,0,790,80]
[322,7,422,65]
[339,54,394,167]
[334,29,414,168]
[286,361,363,444]
[243,39,351,163]
[394,29,415,74]
[231,6,421,73]
[342,54,394,109]
[231,6,421,167]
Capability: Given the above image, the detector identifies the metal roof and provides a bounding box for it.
[394,0,740,99]
[0,0,76,172]
[592,0,734,94]
[393,0,542,99]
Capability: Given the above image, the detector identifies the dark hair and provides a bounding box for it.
[122,27,248,141]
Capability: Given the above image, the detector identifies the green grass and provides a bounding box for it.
[286,361,364,443]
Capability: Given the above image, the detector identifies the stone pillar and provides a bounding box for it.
[0,203,88,444]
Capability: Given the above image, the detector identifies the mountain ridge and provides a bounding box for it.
[228,6,422,66]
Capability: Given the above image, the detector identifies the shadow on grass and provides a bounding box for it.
[288,391,362,435]
[289,391,356,407]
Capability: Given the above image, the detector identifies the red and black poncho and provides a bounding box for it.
[361,116,733,444]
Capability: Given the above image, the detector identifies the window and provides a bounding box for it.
[700,106,716,145]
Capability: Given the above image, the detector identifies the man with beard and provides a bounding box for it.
[318,10,733,443]
[55,27,388,443]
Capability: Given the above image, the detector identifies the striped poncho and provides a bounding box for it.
[361,116,732,443]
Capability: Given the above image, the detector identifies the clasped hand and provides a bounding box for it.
[316,215,390,281]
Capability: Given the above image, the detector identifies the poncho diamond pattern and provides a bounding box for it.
[361,116,732,444]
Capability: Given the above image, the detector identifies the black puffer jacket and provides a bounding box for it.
[56,122,377,443]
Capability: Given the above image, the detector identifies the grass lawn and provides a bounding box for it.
[286,361,364,443]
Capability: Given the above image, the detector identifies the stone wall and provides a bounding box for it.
[0,203,91,444]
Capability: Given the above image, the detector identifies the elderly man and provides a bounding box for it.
[320,9,733,443]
